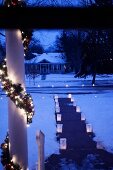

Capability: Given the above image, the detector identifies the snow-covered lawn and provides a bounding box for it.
[0,73,113,169]
[0,96,8,170]
[27,93,59,169]
[25,73,113,87]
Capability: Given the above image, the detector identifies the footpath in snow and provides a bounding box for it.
[46,96,113,169]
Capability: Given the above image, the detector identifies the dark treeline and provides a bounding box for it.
[55,0,113,84]
[56,29,113,84]
[1,0,113,84]
[25,37,44,60]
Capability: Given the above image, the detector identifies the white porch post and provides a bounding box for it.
[36,130,45,170]
[6,30,28,169]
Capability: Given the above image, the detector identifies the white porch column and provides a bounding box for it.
[36,130,45,170]
[6,30,28,169]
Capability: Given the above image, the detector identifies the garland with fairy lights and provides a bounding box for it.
[0,31,34,124]
[4,0,26,7]
[0,133,22,170]
[0,0,34,124]
[21,29,33,56]
[0,58,34,124]
[0,0,34,169]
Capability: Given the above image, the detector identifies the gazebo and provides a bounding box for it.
[25,52,70,75]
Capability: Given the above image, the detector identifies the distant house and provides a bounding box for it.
[25,52,72,75]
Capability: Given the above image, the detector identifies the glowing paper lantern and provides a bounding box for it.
[65,84,69,87]
[71,98,74,102]
[55,98,58,103]
[86,124,93,133]
[96,141,104,149]
[57,124,63,133]
[68,94,72,98]
[56,105,60,111]
[54,95,58,99]
[81,113,86,121]
[76,106,80,112]
[57,114,62,121]
[56,102,59,108]
[56,107,60,113]
[60,138,67,150]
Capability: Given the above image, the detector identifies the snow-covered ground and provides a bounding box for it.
[0,96,8,170]
[25,73,113,88]
[27,93,59,169]
[0,73,113,169]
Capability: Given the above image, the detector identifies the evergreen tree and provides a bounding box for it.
[75,0,113,84]
[25,37,44,60]
[55,30,83,73]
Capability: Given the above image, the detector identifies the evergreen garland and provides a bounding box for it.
[0,133,22,170]
[0,0,35,168]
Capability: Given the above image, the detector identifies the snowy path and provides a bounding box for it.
[73,93,113,154]
[51,97,113,169]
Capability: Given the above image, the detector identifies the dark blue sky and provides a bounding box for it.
[0,29,59,49]
[0,0,81,48]
[33,30,60,49]
[0,0,86,49]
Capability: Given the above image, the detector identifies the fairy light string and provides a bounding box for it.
[0,0,34,169]
[0,33,33,168]
[0,58,34,124]
[0,133,22,170]
[0,0,34,124]
[0,32,34,124]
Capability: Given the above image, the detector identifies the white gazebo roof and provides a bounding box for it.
[25,52,66,64]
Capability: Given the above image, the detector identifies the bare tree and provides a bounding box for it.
[80,0,113,7]
[26,0,73,7]
[76,0,113,85]
[80,0,94,6]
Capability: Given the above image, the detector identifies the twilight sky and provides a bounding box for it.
[0,0,84,48]
[0,0,82,49]
[33,29,60,49]
[0,29,60,49]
